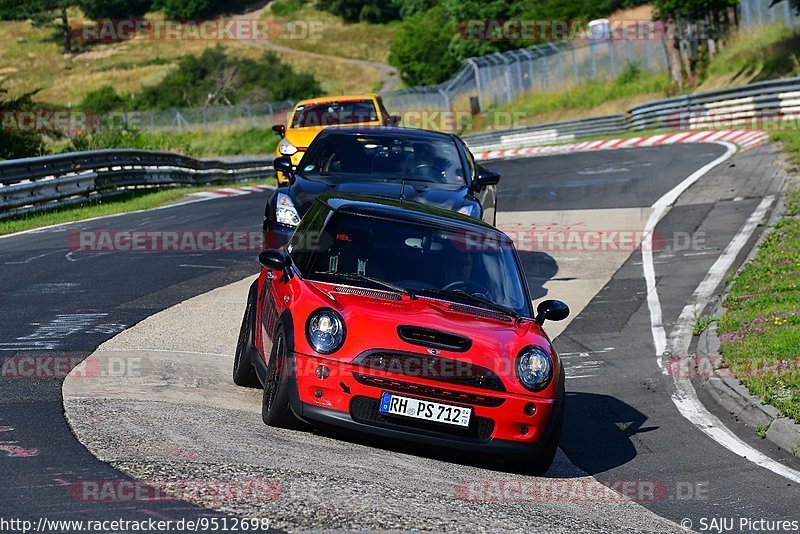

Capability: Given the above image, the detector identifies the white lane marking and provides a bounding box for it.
[642,142,737,364]
[3,250,62,265]
[669,196,774,355]
[641,142,800,484]
[0,313,109,350]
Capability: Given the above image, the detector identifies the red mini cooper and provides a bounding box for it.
[234,194,569,472]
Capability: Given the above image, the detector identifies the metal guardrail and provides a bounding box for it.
[462,115,628,151]
[464,77,800,152]
[0,149,274,220]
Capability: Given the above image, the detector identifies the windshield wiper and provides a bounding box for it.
[420,288,521,321]
[316,272,417,299]
[383,176,435,184]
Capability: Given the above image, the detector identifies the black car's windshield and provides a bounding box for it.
[291,100,378,128]
[299,133,468,185]
[290,211,530,317]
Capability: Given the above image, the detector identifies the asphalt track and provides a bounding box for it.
[2,143,799,531]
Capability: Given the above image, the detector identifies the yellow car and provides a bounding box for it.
[272,93,398,184]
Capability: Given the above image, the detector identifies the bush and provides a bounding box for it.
[135,46,322,109]
[77,0,152,19]
[315,0,399,23]
[270,0,305,16]
[150,0,252,18]
[80,85,127,112]
[388,6,460,86]
[66,127,280,157]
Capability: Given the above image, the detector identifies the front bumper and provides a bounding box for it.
[287,351,563,457]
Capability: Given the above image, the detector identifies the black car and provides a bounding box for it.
[264,127,500,247]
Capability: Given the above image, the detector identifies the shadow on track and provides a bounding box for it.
[560,392,658,475]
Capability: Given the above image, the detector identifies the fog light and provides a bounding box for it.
[524,402,537,416]
[520,425,529,435]
[314,389,324,399]
[315,365,330,380]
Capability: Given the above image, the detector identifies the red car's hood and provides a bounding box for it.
[291,280,556,393]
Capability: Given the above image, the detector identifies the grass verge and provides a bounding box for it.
[716,190,800,423]
[46,127,280,159]
[0,178,275,236]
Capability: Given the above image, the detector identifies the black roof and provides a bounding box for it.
[317,193,502,234]
[316,126,455,141]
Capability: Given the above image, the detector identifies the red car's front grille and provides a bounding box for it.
[352,373,505,407]
[349,396,495,441]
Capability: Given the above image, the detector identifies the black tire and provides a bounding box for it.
[233,281,260,387]
[525,403,564,475]
[261,325,301,428]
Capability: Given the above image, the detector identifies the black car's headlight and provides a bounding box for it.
[516,346,553,391]
[275,192,300,227]
[306,308,345,354]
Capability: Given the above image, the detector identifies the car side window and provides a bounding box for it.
[287,202,329,274]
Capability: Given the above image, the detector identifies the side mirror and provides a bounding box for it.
[272,124,286,138]
[535,299,570,325]
[273,156,294,175]
[388,115,401,126]
[259,249,291,271]
[472,168,500,192]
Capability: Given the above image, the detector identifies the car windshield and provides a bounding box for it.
[291,100,378,128]
[290,211,530,317]
[299,133,467,185]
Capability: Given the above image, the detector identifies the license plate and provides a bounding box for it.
[379,392,471,427]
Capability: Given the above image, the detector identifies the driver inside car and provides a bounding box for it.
[408,143,447,182]
[440,250,491,298]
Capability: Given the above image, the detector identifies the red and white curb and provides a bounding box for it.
[474,130,769,161]
[192,184,274,200]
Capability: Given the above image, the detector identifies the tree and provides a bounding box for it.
[388,6,461,86]
[0,86,47,159]
[653,0,737,88]
[0,0,78,53]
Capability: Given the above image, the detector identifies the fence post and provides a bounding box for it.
[572,44,578,82]
[468,59,484,114]
[438,88,454,133]
[608,40,616,78]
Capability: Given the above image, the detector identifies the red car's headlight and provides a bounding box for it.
[306,308,346,354]
[516,345,553,391]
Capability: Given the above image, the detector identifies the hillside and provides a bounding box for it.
[0,3,395,106]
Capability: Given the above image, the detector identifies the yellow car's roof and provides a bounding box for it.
[294,94,378,107]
